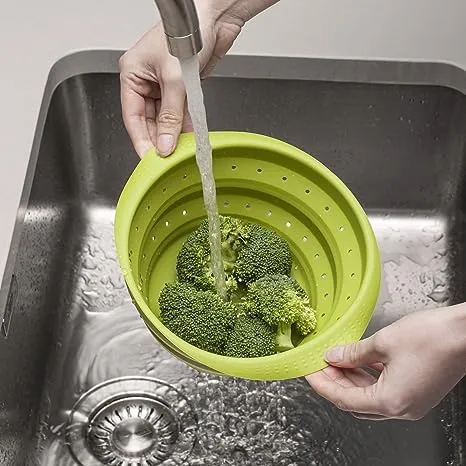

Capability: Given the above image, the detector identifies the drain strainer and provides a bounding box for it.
[66,377,197,465]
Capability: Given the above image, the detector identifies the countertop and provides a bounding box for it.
[1,0,466,287]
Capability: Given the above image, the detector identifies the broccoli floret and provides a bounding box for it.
[224,315,276,358]
[159,281,237,355]
[176,216,249,295]
[176,216,292,293]
[247,274,316,352]
[234,223,292,284]
[167,217,311,358]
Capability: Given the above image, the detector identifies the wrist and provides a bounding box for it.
[199,0,279,25]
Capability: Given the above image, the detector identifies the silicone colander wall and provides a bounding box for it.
[116,132,380,380]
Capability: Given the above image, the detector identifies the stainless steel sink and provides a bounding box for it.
[0,51,465,465]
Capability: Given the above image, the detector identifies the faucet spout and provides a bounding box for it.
[153,0,203,59]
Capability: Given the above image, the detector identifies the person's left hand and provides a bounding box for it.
[306,305,466,420]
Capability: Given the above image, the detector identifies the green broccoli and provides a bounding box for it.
[224,315,277,358]
[246,274,316,352]
[164,216,314,358]
[234,223,292,284]
[176,216,292,294]
[159,281,237,355]
[176,216,248,295]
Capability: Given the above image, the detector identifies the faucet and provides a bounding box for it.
[153,0,203,59]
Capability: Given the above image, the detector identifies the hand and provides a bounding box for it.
[119,0,278,158]
[306,305,466,420]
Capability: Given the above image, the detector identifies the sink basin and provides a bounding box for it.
[0,51,465,465]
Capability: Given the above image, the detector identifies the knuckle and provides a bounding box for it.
[158,109,183,128]
[333,396,349,412]
[118,52,131,71]
[372,331,389,355]
[347,343,360,363]
[161,70,183,87]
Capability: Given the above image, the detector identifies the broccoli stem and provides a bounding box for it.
[275,322,295,352]
[221,238,238,273]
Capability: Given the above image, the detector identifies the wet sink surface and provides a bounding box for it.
[0,53,465,465]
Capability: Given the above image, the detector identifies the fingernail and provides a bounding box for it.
[325,346,344,363]
[157,134,175,157]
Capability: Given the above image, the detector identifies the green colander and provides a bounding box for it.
[114,131,381,381]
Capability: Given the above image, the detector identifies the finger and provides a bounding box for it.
[368,362,384,373]
[315,366,357,388]
[306,370,381,414]
[155,98,162,118]
[157,73,186,157]
[341,368,378,387]
[351,412,388,421]
[306,367,377,391]
[145,98,158,147]
[364,363,384,379]
[325,335,386,368]
[182,99,193,133]
[201,55,221,79]
[120,83,153,158]
[200,27,238,79]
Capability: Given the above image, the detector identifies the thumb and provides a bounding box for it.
[325,335,385,368]
[157,75,186,157]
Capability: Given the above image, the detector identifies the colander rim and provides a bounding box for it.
[115,131,381,379]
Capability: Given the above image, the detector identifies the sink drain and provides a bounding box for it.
[88,395,178,463]
[66,377,197,465]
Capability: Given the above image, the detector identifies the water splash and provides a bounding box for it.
[77,209,127,312]
[179,56,227,299]
[368,214,451,329]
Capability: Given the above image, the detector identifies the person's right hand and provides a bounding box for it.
[306,305,466,420]
[120,1,278,158]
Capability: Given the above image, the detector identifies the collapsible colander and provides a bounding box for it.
[114,132,380,380]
